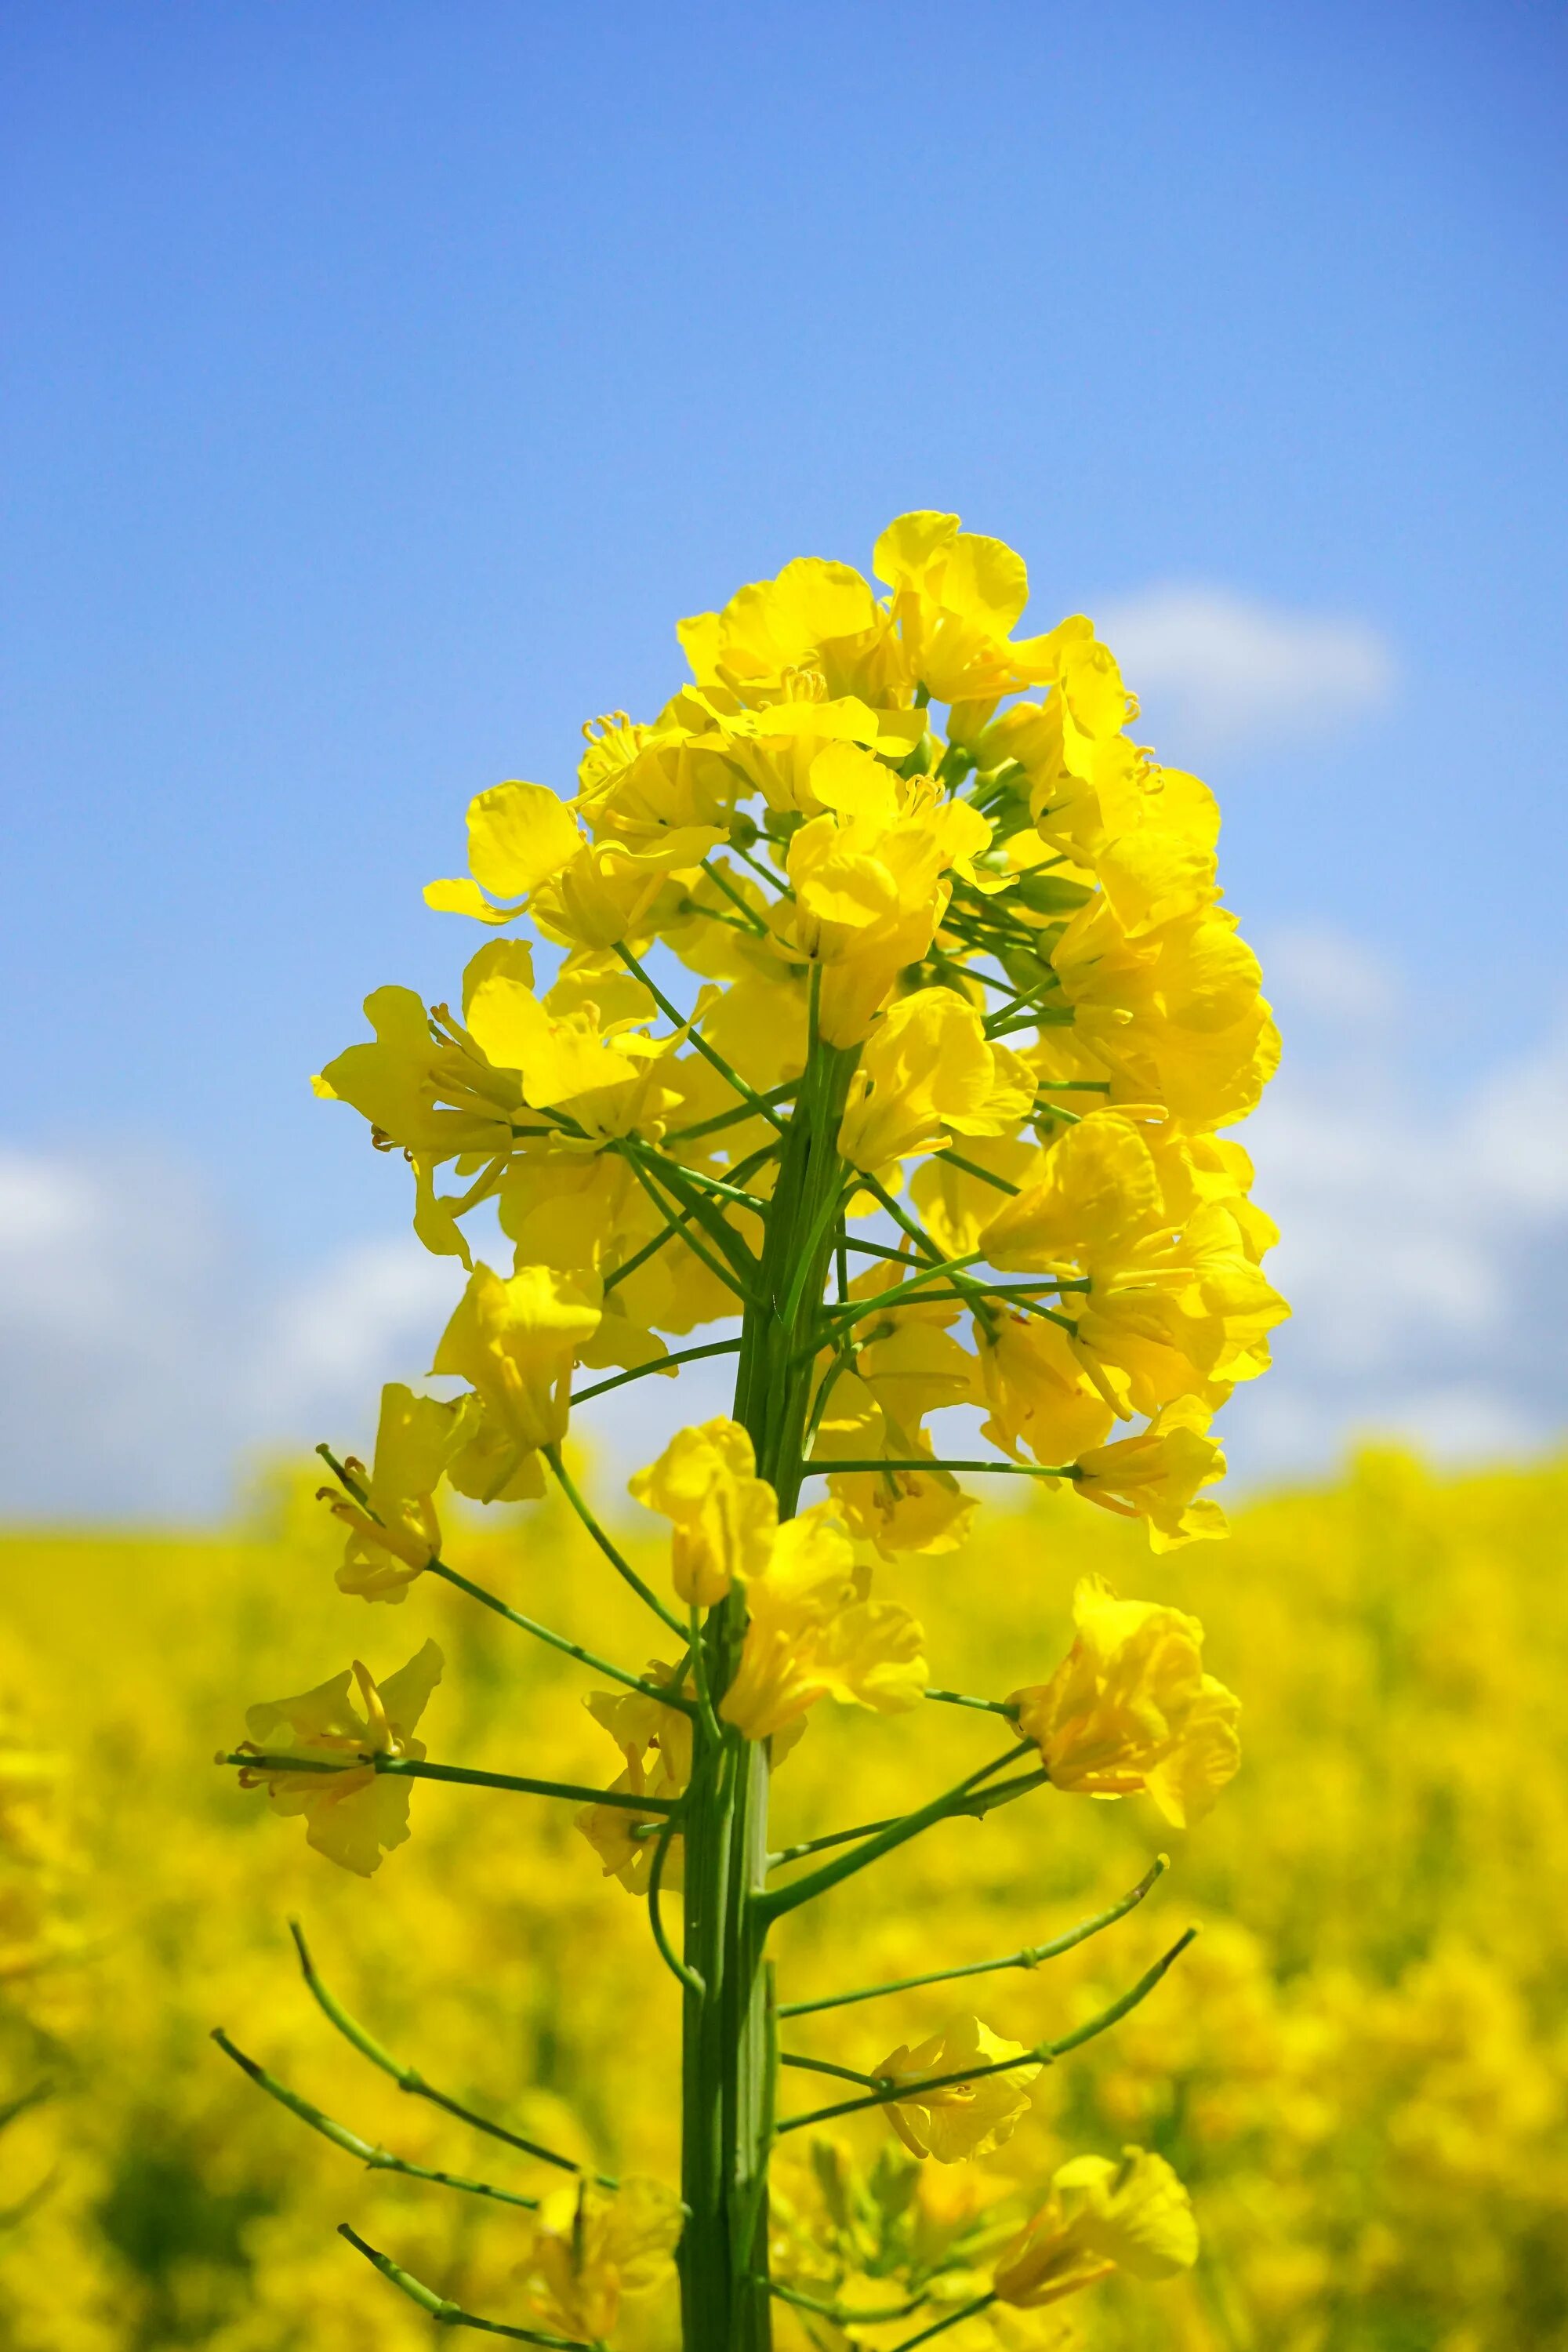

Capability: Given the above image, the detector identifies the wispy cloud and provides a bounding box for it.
[1225,927,1568,1481]
[0,1149,456,1519]
[1096,585,1397,751]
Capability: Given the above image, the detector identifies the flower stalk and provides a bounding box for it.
[220,509,1285,2347]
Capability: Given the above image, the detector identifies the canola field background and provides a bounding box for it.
[3,1449,1567,2352]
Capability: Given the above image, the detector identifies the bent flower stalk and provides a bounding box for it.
[217,511,1287,2350]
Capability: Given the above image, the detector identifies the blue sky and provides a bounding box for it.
[3,1,1566,1515]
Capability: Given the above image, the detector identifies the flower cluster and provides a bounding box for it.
[211,514,1286,2348]
[310,509,1286,1563]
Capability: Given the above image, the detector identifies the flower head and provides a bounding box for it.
[234,1642,442,1876]
[1075,1396,1229,1548]
[875,2014,1041,2163]
[516,2176,684,2340]
[629,1417,777,1606]
[325,1384,475,1601]
[431,1262,601,1468]
[1011,1574,1240,1826]
[993,2147,1198,2307]
[720,1502,928,1740]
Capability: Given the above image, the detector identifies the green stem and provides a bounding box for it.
[423,1559,695,1712]
[337,2226,590,2345]
[767,2281,928,2325]
[812,1251,985,1334]
[776,1857,1169,2016]
[701,858,771,934]
[619,1141,761,1292]
[890,2294,997,2349]
[803,1458,1076,1478]
[923,1688,1018,1719]
[680,964,859,2352]
[760,1747,1042,1922]
[227,1752,677,1812]
[728,840,792,901]
[543,1444,687,1638]
[776,1929,1198,2132]
[931,1147,1021,1195]
[288,1922,611,2183]
[570,1340,742,1408]
[665,1081,798,1144]
[648,1815,705,1996]
[777,2053,887,2088]
[211,2031,537,2210]
[615,943,787,1131]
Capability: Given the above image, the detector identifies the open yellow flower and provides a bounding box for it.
[874,509,1079,717]
[720,1502,927,1740]
[780,750,993,1045]
[573,1744,680,1894]
[837,987,1033,1178]
[464,969,648,1109]
[874,2014,1041,2163]
[515,2176,684,2341]
[812,1365,977,1559]
[325,1384,476,1602]
[1074,1396,1229,1548]
[993,2147,1198,2307]
[677,551,895,710]
[1010,1573,1240,1826]
[629,1417,778,1606]
[431,1262,601,1469]
[314,982,519,1160]
[234,1642,442,1876]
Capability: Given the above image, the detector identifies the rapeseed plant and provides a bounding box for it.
[206,513,1287,2348]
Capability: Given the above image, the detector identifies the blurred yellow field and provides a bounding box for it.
[5,1447,1566,2350]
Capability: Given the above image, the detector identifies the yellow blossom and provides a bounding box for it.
[314,984,517,1160]
[325,1383,476,1601]
[837,988,1033,1178]
[430,1262,601,1470]
[515,2176,684,2341]
[873,510,1079,716]
[720,1502,927,1740]
[628,1418,778,1606]
[977,1312,1116,1468]
[464,970,647,1109]
[677,553,895,710]
[875,2014,1041,2162]
[585,1659,695,1798]
[992,2147,1198,2306]
[1010,1573,1240,1825]
[812,1366,978,1558]
[234,1642,442,1876]
[1075,1396,1230,1549]
[781,756,993,1045]
[573,1745,679,1893]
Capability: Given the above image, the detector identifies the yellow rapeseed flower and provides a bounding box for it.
[325,1382,475,1602]
[430,1262,601,1472]
[629,1417,778,1606]
[874,2014,1041,2163]
[234,1641,442,1876]
[1010,1573,1240,1825]
[514,2176,684,2341]
[992,2147,1198,2307]
[720,1502,927,1740]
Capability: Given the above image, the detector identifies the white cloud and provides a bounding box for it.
[1096,584,1396,750]
[0,1148,459,1519]
[1222,931,1568,1482]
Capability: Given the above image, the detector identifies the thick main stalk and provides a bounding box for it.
[677,1013,853,2352]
